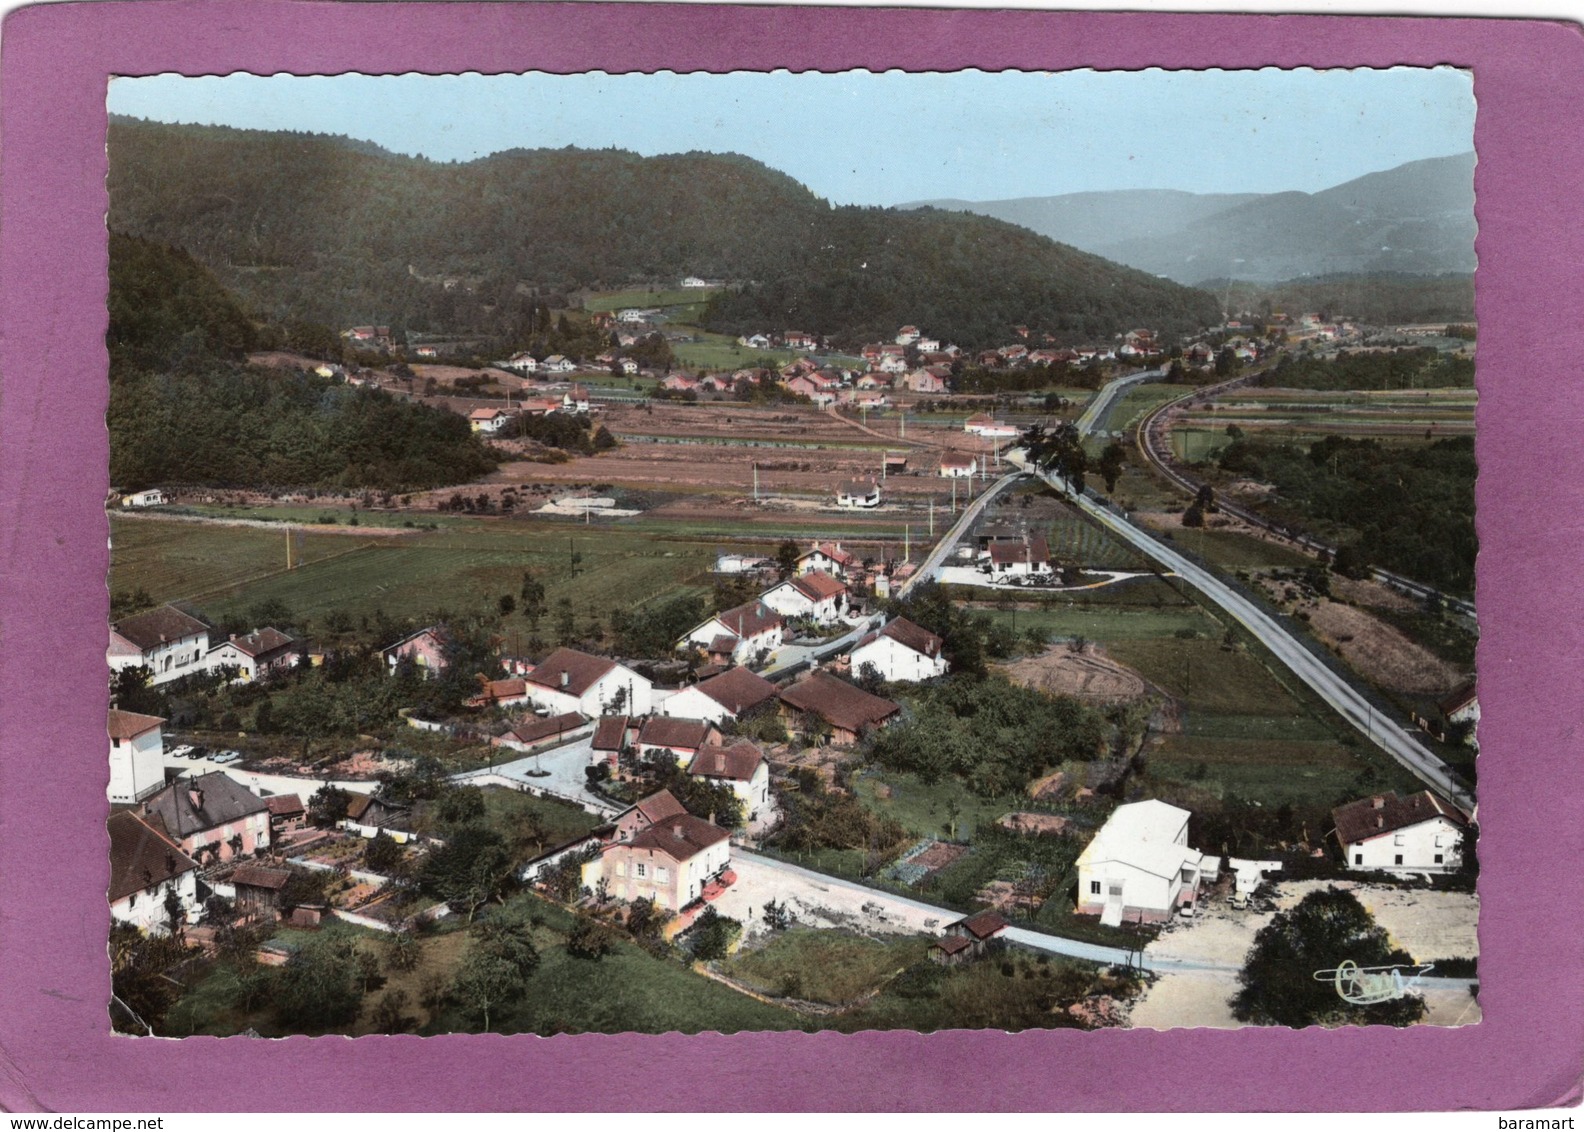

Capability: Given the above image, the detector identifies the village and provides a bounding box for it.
[108,299,1481,1036]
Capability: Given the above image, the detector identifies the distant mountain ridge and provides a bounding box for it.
[107,117,1220,350]
[905,152,1476,285]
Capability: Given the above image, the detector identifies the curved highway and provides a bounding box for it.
[1018,455,1474,811]
[1076,367,1167,436]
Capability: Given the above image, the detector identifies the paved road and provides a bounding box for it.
[900,469,1027,597]
[1076,367,1166,436]
[760,615,880,680]
[1020,459,1475,811]
[450,728,621,816]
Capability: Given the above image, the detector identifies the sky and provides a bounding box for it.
[108,67,1475,206]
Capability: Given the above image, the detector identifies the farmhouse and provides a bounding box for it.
[939,453,978,478]
[591,715,634,765]
[120,489,166,508]
[494,711,587,753]
[1075,800,1215,926]
[465,677,533,709]
[903,368,948,394]
[635,716,722,768]
[661,666,779,726]
[541,355,576,374]
[778,671,900,745]
[760,571,850,626]
[563,384,592,413]
[929,909,1009,964]
[108,604,211,686]
[679,601,785,668]
[107,708,166,805]
[1332,791,1469,873]
[204,627,301,682]
[612,789,690,842]
[797,541,857,580]
[850,617,948,684]
[688,741,770,814]
[988,536,1052,581]
[107,810,200,935]
[142,772,271,864]
[523,647,653,717]
[468,407,515,434]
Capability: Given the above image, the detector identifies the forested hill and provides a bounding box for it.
[108,234,499,492]
[107,117,1220,349]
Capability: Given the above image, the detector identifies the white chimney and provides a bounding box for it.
[560,670,569,689]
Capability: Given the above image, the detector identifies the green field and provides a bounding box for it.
[1158,525,1318,570]
[581,288,719,313]
[720,928,928,1005]
[112,514,716,631]
[853,770,1024,841]
[1044,509,1149,570]
[981,603,1212,642]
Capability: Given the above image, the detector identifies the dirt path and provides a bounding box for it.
[998,644,1148,703]
[113,510,416,537]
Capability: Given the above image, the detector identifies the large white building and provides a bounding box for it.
[108,605,211,686]
[108,811,201,935]
[850,617,949,684]
[1332,791,1469,873]
[661,666,779,726]
[678,601,785,668]
[107,708,166,804]
[759,571,849,626]
[1076,800,1216,926]
[523,647,653,718]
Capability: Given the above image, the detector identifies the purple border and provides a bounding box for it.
[3,2,1581,1112]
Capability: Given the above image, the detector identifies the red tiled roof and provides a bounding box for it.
[112,604,209,650]
[524,648,618,697]
[876,617,943,659]
[956,909,1009,940]
[624,813,731,862]
[633,789,689,825]
[714,601,782,641]
[592,715,629,751]
[511,711,586,745]
[1332,791,1469,846]
[932,934,973,956]
[989,536,1051,567]
[481,678,528,700]
[791,571,848,602]
[709,634,741,654]
[638,716,715,752]
[1438,683,1477,717]
[107,811,199,904]
[689,741,765,783]
[216,627,297,659]
[107,708,164,741]
[778,671,900,735]
[693,667,778,716]
[264,793,305,817]
[802,541,855,567]
[230,864,292,891]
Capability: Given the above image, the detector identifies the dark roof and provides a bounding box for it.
[142,772,268,840]
[779,671,900,734]
[264,793,305,817]
[230,864,292,891]
[866,617,943,659]
[510,712,586,745]
[623,813,731,862]
[107,810,199,904]
[693,667,778,716]
[633,789,689,825]
[932,934,973,956]
[1332,791,1469,846]
[638,716,715,751]
[791,571,848,602]
[592,715,629,751]
[214,627,297,659]
[989,536,1050,567]
[524,648,618,696]
[112,604,209,650]
[955,910,1009,940]
[800,541,855,567]
[689,741,765,783]
[713,601,782,640]
[1438,683,1477,717]
[709,634,741,654]
[479,678,528,700]
[381,625,450,657]
[107,708,164,741]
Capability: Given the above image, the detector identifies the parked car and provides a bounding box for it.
[211,750,241,765]
[187,746,210,760]
[167,744,195,760]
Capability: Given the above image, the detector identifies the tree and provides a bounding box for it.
[307,785,352,828]
[690,906,742,961]
[385,928,421,974]
[434,783,487,828]
[451,912,541,1029]
[1098,441,1126,494]
[519,571,547,629]
[775,538,800,580]
[364,829,403,873]
[1231,887,1426,1028]
[419,825,512,921]
[272,935,364,1030]
[566,914,619,961]
[497,594,517,617]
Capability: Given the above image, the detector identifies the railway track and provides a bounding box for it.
[1133,377,1475,620]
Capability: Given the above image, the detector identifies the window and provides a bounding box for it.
[615,861,626,877]
[636,863,647,879]
[1394,854,1404,866]
[656,867,669,884]
[1434,854,1444,865]
[1354,854,1363,865]
[1090,881,1101,896]
[1393,834,1406,846]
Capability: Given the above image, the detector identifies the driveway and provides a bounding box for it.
[452,731,619,816]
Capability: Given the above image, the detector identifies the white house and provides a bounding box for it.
[895,326,921,345]
[1440,683,1479,749]
[635,716,722,768]
[541,355,576,374]
[469,407,514,434]
[108,605,211,686]
[1332,791,1469,873]
[759,571,849,626]
[850,617,948,684]
[108,811,201,935]
[120,489,166,508]
[108,708,167,804]
[563,384,592,414]
[678,601,785,668]
[662,666,779,726]
[1076,800,1216,926]
[506,352,539,372]
[523,647,653,717]
[714,553,771,576]
[689,741,771,815]
[939,454,978,478]
[681,277,711,289]
[797,541,857,580]
[837,478,881,509]
[987,536,1052,581]
[204,627,300,682]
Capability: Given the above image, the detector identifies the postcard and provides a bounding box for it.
[2,1,1581,1113]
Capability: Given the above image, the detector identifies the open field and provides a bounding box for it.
[854,770,1027,841]
[582,287,720,312]
[720,928,928,1006]
[112,513,717,630]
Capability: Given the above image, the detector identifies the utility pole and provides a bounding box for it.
[929,498,934,537]
[286,526,292,570]
[753,462,759,503]
[904,525,911,563]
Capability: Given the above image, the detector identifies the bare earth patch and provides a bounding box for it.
[998,812,1071,836]
[1306,600,1462,695]
[998,644,1147,703]
[1330,574,1421,613]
